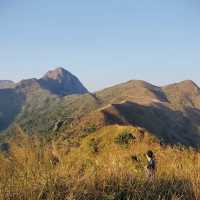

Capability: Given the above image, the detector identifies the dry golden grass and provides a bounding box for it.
[0,125,199,200]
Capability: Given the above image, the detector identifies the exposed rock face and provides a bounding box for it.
[39,67,88,96]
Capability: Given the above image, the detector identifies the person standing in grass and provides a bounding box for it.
[145,150,156,180]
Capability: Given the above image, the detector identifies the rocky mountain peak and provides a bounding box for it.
[39,67,89,96]
[43,67,71,80]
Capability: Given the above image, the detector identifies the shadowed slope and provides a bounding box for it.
[0,88,24,131]
[0,68,89,133]
[39,67,88,96]
[1,76,200,148]
[66,80,200,147]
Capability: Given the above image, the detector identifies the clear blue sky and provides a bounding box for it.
[0,0,200,91]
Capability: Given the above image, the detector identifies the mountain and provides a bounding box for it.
[1,81,199,200]
[39,67,88,96]
[162,80,200,108]
[14,79,200,148]
[65,80,200,148]
[0,69,200,148]
[0,67,89,132]
[0,80,15,89]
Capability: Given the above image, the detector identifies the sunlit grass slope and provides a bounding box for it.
[0,125,199,200]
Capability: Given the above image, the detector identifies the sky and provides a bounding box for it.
[0,0,200,91]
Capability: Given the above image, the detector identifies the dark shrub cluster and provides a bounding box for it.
[88,138,99,153]
[114,131,136,145]
[83,124,97,134]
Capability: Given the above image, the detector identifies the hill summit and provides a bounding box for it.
[39,67,89,96]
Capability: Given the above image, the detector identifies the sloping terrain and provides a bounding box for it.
[0,68,200,148]
[0,76,200,199]
[0,125,199,199]
[0,68,89,133]
[0,88,24,131]
[67,80,200,147]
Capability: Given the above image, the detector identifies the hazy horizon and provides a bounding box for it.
[1,0,200,91]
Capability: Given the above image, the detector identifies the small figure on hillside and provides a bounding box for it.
[145,150,156,180]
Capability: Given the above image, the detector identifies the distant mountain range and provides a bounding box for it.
[0,67,200,148]
[1,67,88,95]
[0,67,88,132]
[0,80,15,89]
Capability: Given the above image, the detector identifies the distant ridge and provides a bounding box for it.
[0,67,89,96]
[0,68,200,148]
[0,80,15,89]
[0,67,89,131]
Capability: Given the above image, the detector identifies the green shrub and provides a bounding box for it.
[114,131,136,145]
[103,195,115,200]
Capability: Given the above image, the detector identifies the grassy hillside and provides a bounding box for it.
[1,79,200,149]
[0,125,199,200]
[16,93,99,134]
[0,89,24,131]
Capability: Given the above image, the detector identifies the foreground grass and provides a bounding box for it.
[0,125,199,200]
